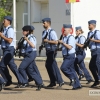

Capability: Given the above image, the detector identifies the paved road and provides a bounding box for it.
[0,61,100,100]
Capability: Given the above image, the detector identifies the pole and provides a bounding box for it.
[13,0,16,48]
[72,3,74,32]
[28,0,31,25]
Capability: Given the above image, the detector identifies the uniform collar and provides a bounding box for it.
[46,27,51,32]
[65,33,71,38]
[5,25,11,30]
[91,28,96,33]
[28,34,33,37]
[78,34,82,38]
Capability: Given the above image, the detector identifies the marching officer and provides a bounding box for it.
[74,26,93,84]
[0,16,23,86]
[58,24,81,90]
[86,20,100,87]
[41,18,64,87]
[26,25,43,86]
[18,25,43,90]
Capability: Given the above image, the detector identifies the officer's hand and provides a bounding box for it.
[90,38,94,41]
[0,32,3,37]
[44,39,49,42]
[24,36,28,41]
[58,40,63,44]
[16,46,18,49]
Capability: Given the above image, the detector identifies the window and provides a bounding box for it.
[32,0,49,22]
[23,13,28,26]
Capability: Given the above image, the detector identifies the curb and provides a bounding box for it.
[14,57,90,63]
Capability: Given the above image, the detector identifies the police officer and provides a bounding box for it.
[18,25,43,90]
[0,16,23,86]
[26,25,43,86]
[41,18,64,87]
[74,26,93,84]
[86,20,100,87]
[58,24,81,90]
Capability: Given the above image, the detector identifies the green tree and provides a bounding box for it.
[0,0,11,22]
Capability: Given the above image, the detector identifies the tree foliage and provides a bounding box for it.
[0,0,11,22]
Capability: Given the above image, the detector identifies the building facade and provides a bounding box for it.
[14,0,100,57]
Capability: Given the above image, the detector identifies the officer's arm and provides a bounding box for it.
[76,37,85,48]
[47,40,58,45]
[90,31,100,43]
[76,43,84,48]
[90,39,100,43]
[47,31,58,45]
[26,39,35,48]
[62,43,72,49]
[0,33,12,43]
[62,36,75,49]
[25,37,35,48]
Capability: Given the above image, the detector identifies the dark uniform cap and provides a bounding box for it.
[75,26,82,31]
[22,25,31,31]
[4,16,13,21]
[88,20,96,24]
[63,24,72,28]
[42,18,51,22]
[30,25,35,30]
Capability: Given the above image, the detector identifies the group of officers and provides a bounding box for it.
[0,15,100,91]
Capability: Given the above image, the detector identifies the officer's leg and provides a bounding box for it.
[89,55,99,82]
[8,58,23,84]
[77,53,93,81]
[79,60,93,81]
[4,48,23,84]
[96,54,100,80]
[0,51,12,83]
[46,51,56,84]
[32,61,43,80]
[0,77,6,91]
[50,51,63,84]
[0,77,5,84]
[74,57,83,76]
[18,51,38,84]
[27,60,43,85]
[18,57,32,84]
[70,63,81,89]
[26,69,33,82]
[60,58,75,80]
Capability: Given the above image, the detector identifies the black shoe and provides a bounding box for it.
[70,79,76,86]
[0,85,2,91]
[72,86,82,90]
[79,74,84,80]
[21,83,29,88]
[86,79,93,84]
[5,81,12,86]
[59,82,64,87]
[15,84,22,88]
[36,84,43,91]
[28,79,33,82]
[90,82,99,88]
[47,83,56,87]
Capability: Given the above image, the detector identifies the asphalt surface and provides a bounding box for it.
[0,60,100,100]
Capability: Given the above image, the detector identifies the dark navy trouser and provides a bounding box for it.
[0,77,5,84]
[19,51,43,85]
[46,50,63,84]
[0,46,23,84]
[89,54,100,82]
[60,54,81,88]
[74,51,92,81]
